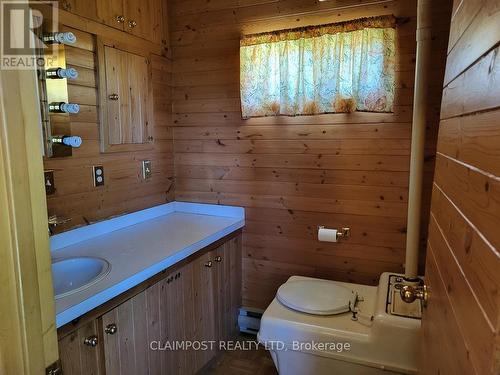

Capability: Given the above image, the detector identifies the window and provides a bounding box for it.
[240,16,396,118]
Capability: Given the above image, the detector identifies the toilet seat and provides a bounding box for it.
[276,279,357,315]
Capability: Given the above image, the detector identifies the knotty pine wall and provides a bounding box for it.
[44,17,174,231]
[420,0,500,374]
[168,0,452,308]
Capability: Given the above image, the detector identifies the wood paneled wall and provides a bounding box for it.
[420,1,500,374]
[168,0,452,308]
[44,14,174,231]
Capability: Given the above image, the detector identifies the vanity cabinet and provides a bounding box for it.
[97,41,154,153]
[101,264,194,375]
[57,320,105,374]
[57,231,242,375]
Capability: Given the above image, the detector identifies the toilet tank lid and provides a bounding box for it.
[276,279,357,315]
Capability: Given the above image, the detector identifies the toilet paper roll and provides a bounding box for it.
[318,227,337,242]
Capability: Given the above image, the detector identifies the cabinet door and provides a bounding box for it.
[149,266,193,375]
[101,266,194,375]
[96,0,125,31]
[101,292,149,375]
[99,43,153,152]
[123,0,164,44]
[228,235,243,338]
[58,320,104,375]
[213,235,243,343]
[59,0,98,20]
[191,251,218,371]
[213,243,231,343]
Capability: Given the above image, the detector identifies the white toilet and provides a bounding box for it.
[258,273,421,375]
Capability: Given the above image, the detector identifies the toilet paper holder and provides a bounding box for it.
[318,226,351,240]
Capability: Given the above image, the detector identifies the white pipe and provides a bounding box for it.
[405,0,432,279]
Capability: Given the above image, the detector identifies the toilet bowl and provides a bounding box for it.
[258,273,421,375]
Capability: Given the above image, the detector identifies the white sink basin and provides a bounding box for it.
[52,257,111,299]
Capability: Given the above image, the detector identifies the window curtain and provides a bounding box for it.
[240,16,397,118]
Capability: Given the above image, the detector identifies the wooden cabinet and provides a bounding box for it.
[58,320,105,375]
[123,0,164,44]
[97,40,154,153]
[57,232,242,375]
[96,0,125,31]
[100,265,192,375]
[59,0,99,21]
[59,0,166,45]
[97,0,165,44]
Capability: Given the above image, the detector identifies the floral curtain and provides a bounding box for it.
[240,16,396,118]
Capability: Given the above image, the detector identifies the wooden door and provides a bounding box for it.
[96,0,125,31]
[58,320,104,375]
[0,46,59,374]
[99,42,153,152]
[419,1,500,374]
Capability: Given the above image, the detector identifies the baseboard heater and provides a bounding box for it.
[238,307,264,335]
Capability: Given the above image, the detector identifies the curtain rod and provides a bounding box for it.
[244,0,396,23]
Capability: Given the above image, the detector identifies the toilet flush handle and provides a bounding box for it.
[400,284,429,307]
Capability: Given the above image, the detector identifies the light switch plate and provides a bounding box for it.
[92,165,105,186]
[142,160,152,179]
[44,170,56,195]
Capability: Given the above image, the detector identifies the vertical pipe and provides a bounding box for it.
[405,0,432,279]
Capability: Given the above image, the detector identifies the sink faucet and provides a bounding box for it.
[48,215,71,235]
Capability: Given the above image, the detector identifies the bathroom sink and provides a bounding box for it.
[52,257,111,299]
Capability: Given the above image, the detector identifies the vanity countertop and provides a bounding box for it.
[51,201,245,328]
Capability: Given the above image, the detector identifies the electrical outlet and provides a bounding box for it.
[92,165,105,186]
[142,160,152,179]
[44,170,56,195]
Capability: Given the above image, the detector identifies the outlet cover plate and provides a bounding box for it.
[142,160,152,179]
[44,170,56,195]
[93,165,105,186]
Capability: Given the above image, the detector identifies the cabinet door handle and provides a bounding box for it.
[214,256,222,263]
[105,323,118,335]
[128,20,137,28]
[205,261,213,268]
[116,15,125,23]
[83,335,98,347]
[108,93,119,101]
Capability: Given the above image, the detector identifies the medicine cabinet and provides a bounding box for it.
[97,38,154,153]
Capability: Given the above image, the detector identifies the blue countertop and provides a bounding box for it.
[51,202,245,328]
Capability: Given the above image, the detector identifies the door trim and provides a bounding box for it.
[0,67,59,373]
